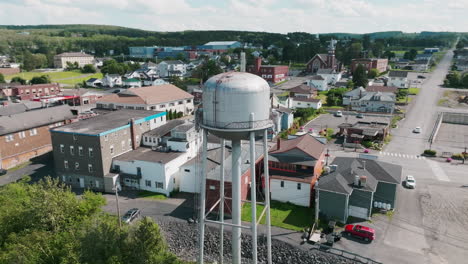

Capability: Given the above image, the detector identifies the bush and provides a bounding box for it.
[82,64,96,73]
[362,141,373,148]
[451,153,468,160]
[423,149,437,156]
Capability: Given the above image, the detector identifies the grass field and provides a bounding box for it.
[5,70,84,81]
[242,200,313,231]
[137,191,167,200]
[59,73,103,86]
[408,88,420,95]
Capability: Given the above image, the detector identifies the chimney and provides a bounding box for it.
[362,160,366,170]
[255,57,262,73]
[277,137,281,150]
[354,174,360,187]
[130,118,138,150]
[359,176,367,187]
[240,52,246,72]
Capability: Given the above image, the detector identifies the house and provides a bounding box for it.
[268,135,326,207]
[318,157,402,223]
[123,78,142,88]
[96,85,194,115]
[0,83,62,101]
[0,105,74,169]
[247,57,289,83]
[351,58,388,73]
[111,121,200,195]
[316,68,342,85]
[124,71,141,79]
[456,60,468,71]
[141,120,186,147]
[271,106,294,132]
[140,62,158,71]
[306,39,342,73]
[54,52,95,69]
[388,71,409,88]
[288,84,318,98]
[366,85,398,94]
[350,92,395,113]
[343,87,366,105]
[158,60,187,78]
[334,81,348,88]
[415,54,432,62]
[143,78,168,86]
[60,88,106,106]
[308,75,328,91]
[86,78,102,88]
[393,59,410,70]
[101,74,123,88]
[410,59,430,71]
[292,98,322,110]
[51,110,167,192]
[338,116,391,143]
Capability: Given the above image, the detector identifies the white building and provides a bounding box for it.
[158,60,187,78]
[270,178,311,207]
[343,87,366,105]
[292,98,322,109]
[316,68,342,85]
[123,78,142,88]
[54,52,95,69]
[85,78,102,88]
[143,78,168,86]
[350,92,396,113]
[101,74,123,88]
[308,75,328,91]
[388,71,409,88]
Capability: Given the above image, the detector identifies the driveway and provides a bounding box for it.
[0,153,55,186]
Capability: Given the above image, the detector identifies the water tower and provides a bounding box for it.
[198,72,273,264]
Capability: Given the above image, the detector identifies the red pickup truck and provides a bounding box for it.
[344,224,375,242]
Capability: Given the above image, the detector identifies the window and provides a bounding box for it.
[75,162,80,170]
[78,146,83,156]
[184,169,190,172]
[104,135,108,141]
[155,181,163,189]
[297,183,301,190]
[18,131,26,139]
[88,148,94,157]
[114,165,120,172]
[137,167,142,176]
[110,145,114,154]
[29,128,38,136]
[70,146,75,155]
[88,164,93,173]
[170,103,175,106]
[5,134,14,142]
[178,101,183,105]
[160,104,165,108]
[64,160,69,169]
[60,144,65,153]
[280,181,284,188]
[187,99,191,103]
[145,180,151,187]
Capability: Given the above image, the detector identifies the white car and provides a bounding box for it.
[413,127,421,133]
[405,175,416,189]
[335,111,343,117]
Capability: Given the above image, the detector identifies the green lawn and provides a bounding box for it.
[397,97,413,103]
[137,191,167,200]
[5,70,84,81]
[59,73,103,86]
[316,94,327,103]
[408,88,420,95]
[241,200,313,231]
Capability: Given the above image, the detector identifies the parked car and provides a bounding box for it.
[0,168,7,176]
[417,75,426,79]
[335,111,343,117]
[122,208,141,224]
[413,127,421,133]
[405,175,416,189]
[344,224,375,242]
[356,113,364,118]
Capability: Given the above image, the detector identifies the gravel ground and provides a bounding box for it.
[156,219,358,264]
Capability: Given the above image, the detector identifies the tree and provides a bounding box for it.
[383,51,396,60]
[326,87,348,106]
[169,76,187,91]
[10,76,27,85]
[362,34,371,51]
[352,64,368,88]
[403,49,418,60]
[446,72,461,87]
[368,68,379,79]
[461,74,468,88]
[346,80,354,89]
[82,64,97,73]
[0,73,5,83]
[30,75,51,84]
[193,59,223,82]
[101,59,128,75]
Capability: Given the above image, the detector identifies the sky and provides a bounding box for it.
[0,0,467,34]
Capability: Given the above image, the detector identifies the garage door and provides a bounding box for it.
[348,205,369,219]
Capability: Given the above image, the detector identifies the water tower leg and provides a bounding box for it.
[231,139,242,264]
[263,129,272,264]
[250,131,258,264]
[219,138,225,264]
[198,129,208,264]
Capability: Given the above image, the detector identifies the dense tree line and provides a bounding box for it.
[0,177,185,264]
[444,72,468,88]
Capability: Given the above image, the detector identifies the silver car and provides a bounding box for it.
[122,208,141,224]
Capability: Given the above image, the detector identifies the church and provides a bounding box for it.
[306,39,342,73]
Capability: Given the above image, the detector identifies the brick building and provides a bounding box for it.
[306,39,342,73]
[351,58,388,73]
[0,83,62,101]
[0,105,74,169]
[247,57,289,83]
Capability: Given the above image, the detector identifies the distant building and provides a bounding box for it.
[316,68,342,85]
[338,116,391,143]
[424,48,440,54]
[85,78,102,88]
[54,52,95,68]
[0,105,74,169]
[306,39,342,73]
[308,75,328,91]
[101,74,123,88]
[350,92,396,113]
[123,78,142,88]
[247,57,289,83]
[0,83,62,101]
[198,41,242,54]
[351,58,388,74]
[158,60,187,78]
[129,46,157,59]
[388,71,409,88]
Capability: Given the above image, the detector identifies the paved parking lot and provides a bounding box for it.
[433,123,468,154]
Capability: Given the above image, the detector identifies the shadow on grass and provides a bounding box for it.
[137,190,167,200]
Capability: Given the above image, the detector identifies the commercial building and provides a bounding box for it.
[388,71,409,88]
[0,105,74,169]
[96,85,194,115]
[198,41,242,54]
[247,57,289,83]
[351,58,388,73]
[54,52,95,68]
[51,110,167,192]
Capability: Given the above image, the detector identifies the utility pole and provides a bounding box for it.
[113,181,122,229]
[314,181,319,223]
[463,147,467,164]
[325,149,330,166]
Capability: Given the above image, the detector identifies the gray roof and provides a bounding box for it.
[0,105,74,135]
[359,92,395,102]
[144,120,186,138]
[317,68,334,74]
[388,71,408,78]
[113,147,183,164]
[0,103,28,116]
[172,123,194,133]
[56,52,93,57]
[344,87,366,98]
[310,75,325,80]
[52,109,162,136]
[272,106,293,114]
[162,60,184,65]
[318,157,402,194]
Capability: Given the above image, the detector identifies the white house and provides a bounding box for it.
[124,71,141,79]
[308,75,328,91]
[292,98,322,109]
[388,71,409,88]
[141,62,158,71]
[143,78,168,86]
[343,87,366,105]
[85,78,102,88]
[158,60,187,78]
[316,69,342,85]
[101,74,123,88]
[350,92,396,113]
[123,78,142,88]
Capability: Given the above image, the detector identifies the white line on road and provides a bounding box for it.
[426,160,450,182]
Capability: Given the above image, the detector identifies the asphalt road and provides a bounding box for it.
[385,50,454,155]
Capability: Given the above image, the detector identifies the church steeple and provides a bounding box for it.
[327,39,337,70]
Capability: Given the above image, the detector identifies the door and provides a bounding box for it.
[95,180,100,189]
[79,178,85,188]
[348,205,369,219]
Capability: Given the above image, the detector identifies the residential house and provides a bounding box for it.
[124,71,141,79]
[51,110,167,192]
[343,87,366,105]
[316,68,342,85]
[271,106,294,133]
[158,60,187,78]
[388,71,409,88]
[268,135,326,207]
[351,58,388,73]
[96,85,194,115]
[456,60,468,71]
[393,59,410,70]
[292,98,322,110]
[308,75,328,91]
[0,105,74,169]
[123,78,142,88]
[410,59,430,71]
[143,78,168,86]
[306,40,342,73]
[102,74,123,88]
[54,52,95,69]
[365,85,398,94]
[140,62,158,71]
[288,84,318,98]
[350,92,396,113]
[415,54,432,62]
[338,116,391,143]
[247,57,289,83]
[424,48,440,54]
[85,78,102,88]
[318,157,402,222]
[0,83,62,101]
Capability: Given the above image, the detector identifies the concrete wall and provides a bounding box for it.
[271,178,310,207]
[442,112,468,125]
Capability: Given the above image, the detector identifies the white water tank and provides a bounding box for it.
[202,72,271,140]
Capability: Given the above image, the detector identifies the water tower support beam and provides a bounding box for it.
[263,129,272,264]
[219,138,225,264]
[198,129,208,264]
[250,131,258,264]
[231,139,242,264]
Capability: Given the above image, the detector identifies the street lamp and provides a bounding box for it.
[325,149,330,166]
[112,180,122,229]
